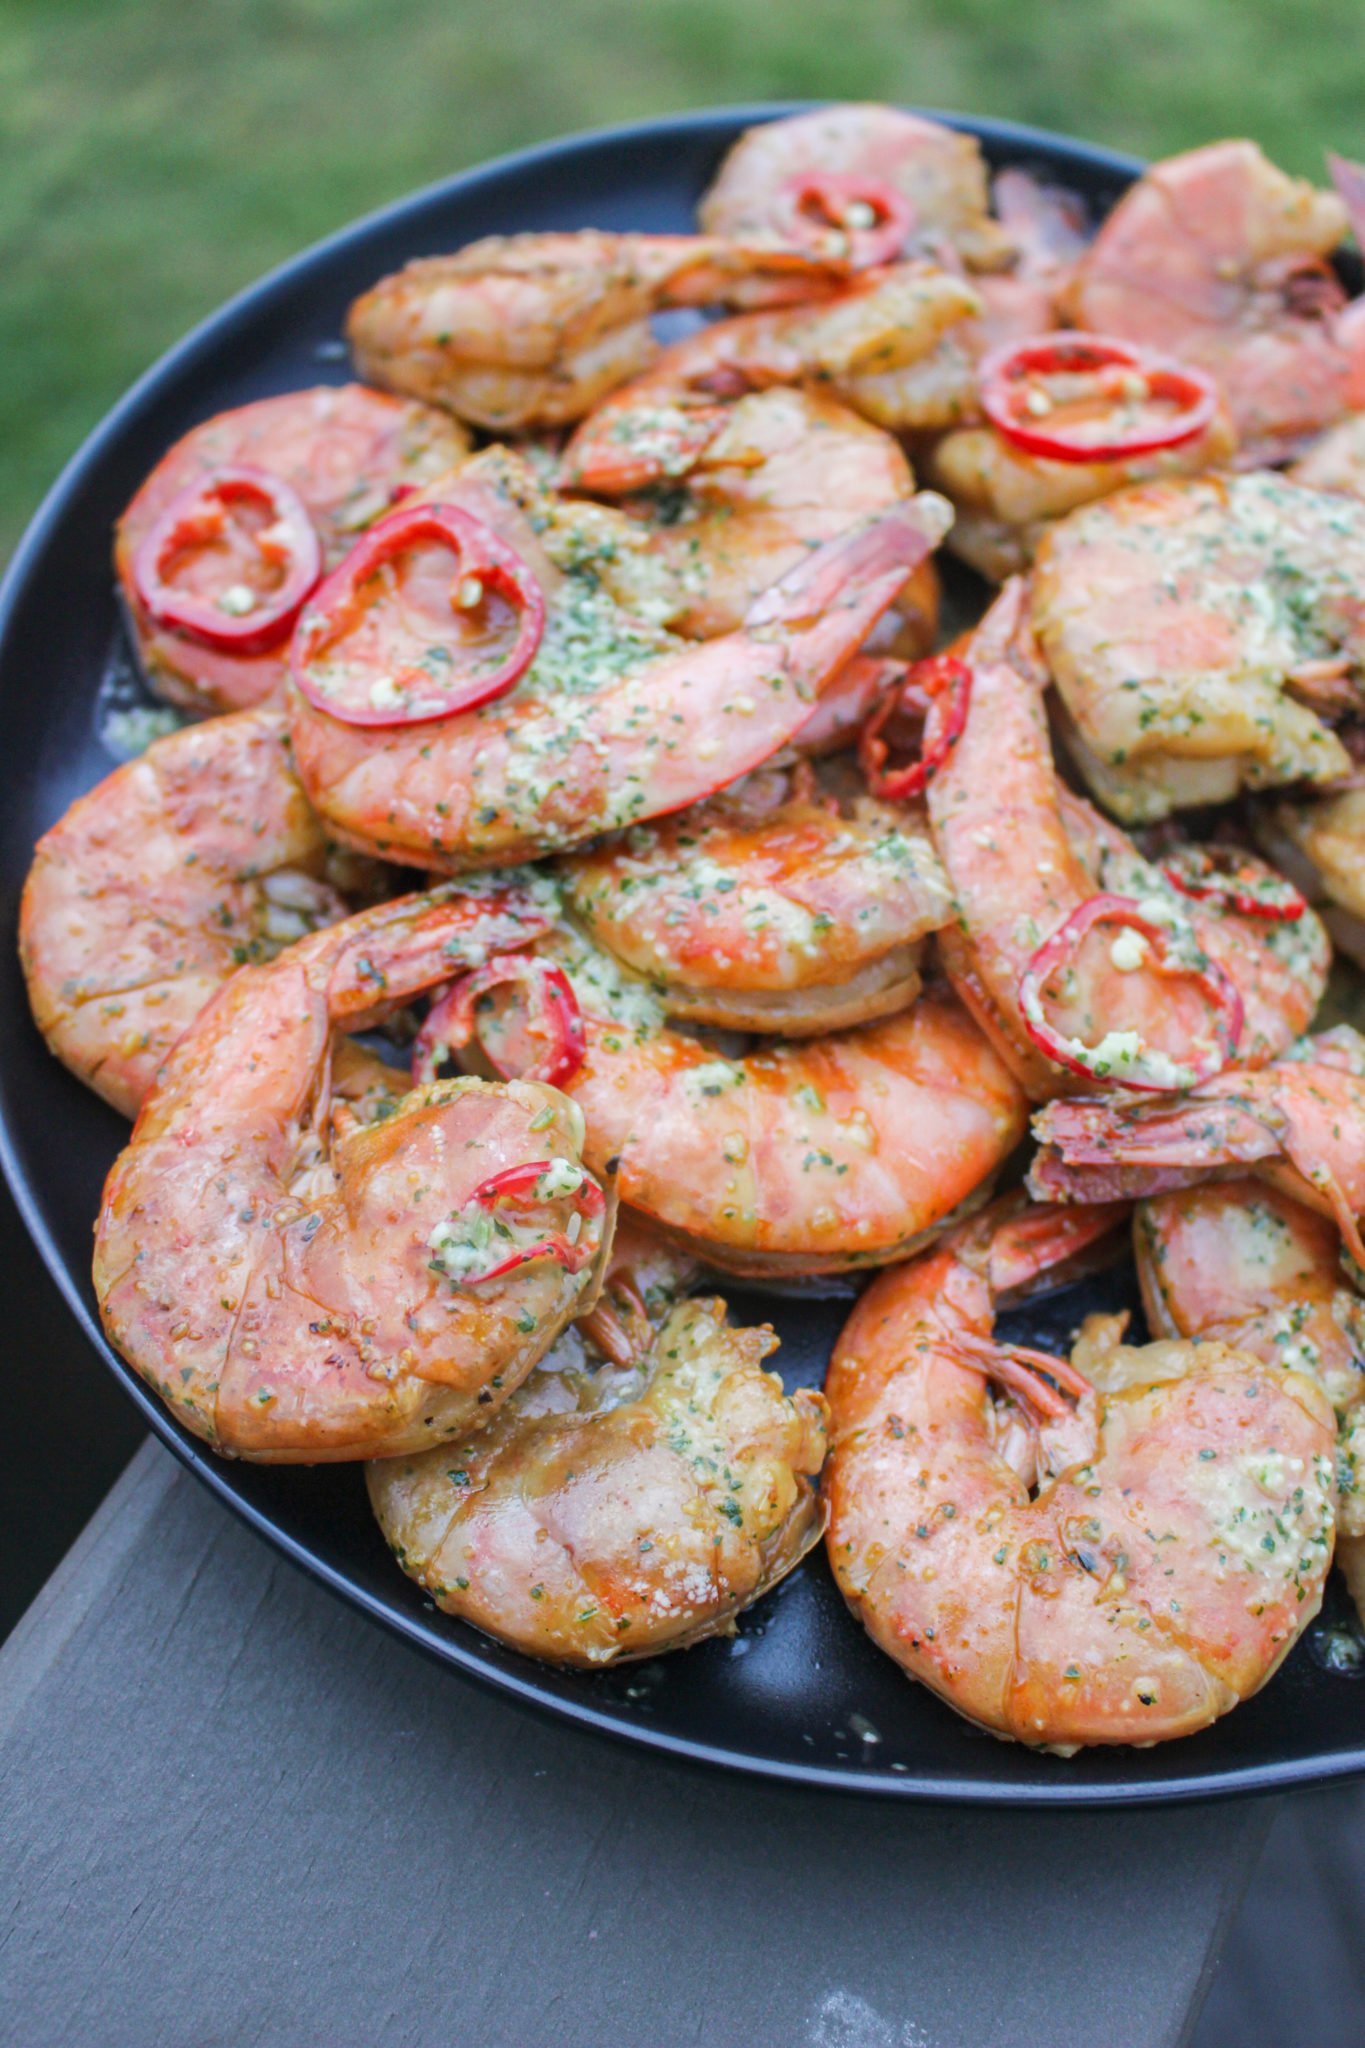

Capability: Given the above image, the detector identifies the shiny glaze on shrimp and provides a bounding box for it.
[93,887,601,1462]
[698,105,1014,272]
[536,935,1028,1276]
[288,446,950,871]
[559,265,982,489]
[20,708,376,1118]
[1030,1028,1365,1264]
[558,759,952,1034]
[564,383,940,657]
[346,231,848,433]
[925,585,1326,1098]
[824,1197,1336,1749]
[1134,1179,1365,1614]
[368,1290,827,1667]
[923,404,1237,582]
[1065,140,1353,462]
[117,386,470,714]
[1032,472,1365,822]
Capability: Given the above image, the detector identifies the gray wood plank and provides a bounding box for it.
[0,1442,1269,2048]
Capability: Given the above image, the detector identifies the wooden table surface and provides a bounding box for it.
[1,1439,1279,2048]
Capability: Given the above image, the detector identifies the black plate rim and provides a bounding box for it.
[4,102,1361,1808]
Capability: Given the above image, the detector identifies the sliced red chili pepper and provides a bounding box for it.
[131,464,321,654]
[775,171,915,268]
[291,501,544,728]
[1161,845,1308,923]
[858,652,971,801]
[433,1160,606,1287]
[1017,893,1244,1092]
[979,332,1218,465]
[413,954,585,1091]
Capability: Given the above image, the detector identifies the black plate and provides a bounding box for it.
[5,104,1364,1805]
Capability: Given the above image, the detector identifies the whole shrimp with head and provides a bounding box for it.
[369,1219,828,1667]
[824,1195,1337,1749]
[287,444,951,872]
[93,885,609,1462]
[918,582,1327,1101]
[346,229,853,433]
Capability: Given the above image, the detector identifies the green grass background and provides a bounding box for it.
[2,0,1361,558]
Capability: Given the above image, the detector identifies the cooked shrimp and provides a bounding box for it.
[1031,472,1365,823]
[436,931,1028,1277]
[368,1292,827,1666]
[1030,1028,1365,1266]
[924,584,1325,1099]
[563,383,940,657]
[559,266,982,492]
[559,759,952,1034]
[1133,1179,1365,1615]
[1065,140,1353,462]
[824,1195,1337,1749]
[117,385,470,714]
[922,403,1236,581]
[19,707,380,1118]
[698,104,1013,273]
[93,886,604,1462]
[288,446,951,871]
[1290,410,1365,500]
[346,231,848,433]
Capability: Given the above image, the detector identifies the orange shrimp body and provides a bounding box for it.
[117,386,470,714]
[93,889,603,1462]
[824,1200,1337,1749]
[346,230,849,433]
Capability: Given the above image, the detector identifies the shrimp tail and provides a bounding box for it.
[746,493,953,636]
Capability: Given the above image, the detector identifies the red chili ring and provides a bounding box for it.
[291,500,544,728]
[1017,893,1244,1091]
[775,171,915,268]
[858,652,971,801]
[1160,845,1308,923]
[979,332,1219,466]
[413,953,586,1091]
[131,464,322,655]
[439,1161,606,1287]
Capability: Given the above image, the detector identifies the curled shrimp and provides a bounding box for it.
[116,386,470,714]
[824,1195,1337,1749]
[1029,1026,1365,1268]
[1291,410,1365,502]
[346,230,848,433]
[1030,471,1365,823]
[558,758,952,1035]
[1133,1179,1365,1617]
[368,1282,828,1668]
[93,886,604,1462]
[1065,140,1354,463]
[922,401,1236,583]
[923,585,1326,1099]
[559,265,982,489]
[698,104,1014,273]
[287,445,951,871]
[429,928,1028,1277]
[20,707,383,1118]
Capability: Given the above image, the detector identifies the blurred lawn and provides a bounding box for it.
[1,0,1362,556]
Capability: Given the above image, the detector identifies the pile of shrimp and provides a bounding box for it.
[22,102,1365,1748]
